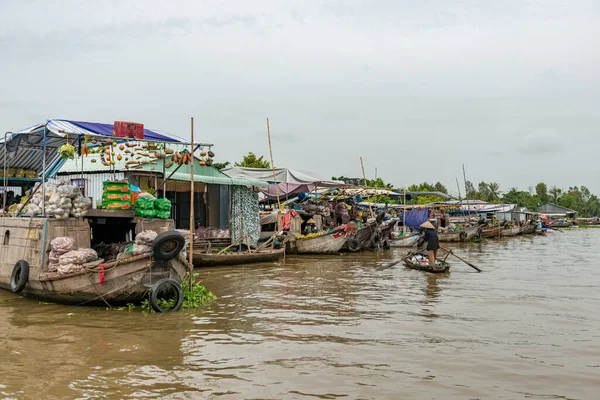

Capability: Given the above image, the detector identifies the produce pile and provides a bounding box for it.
[21,180,91,218]
[295,232,325,240]
[102,181,131,210]
[131,230,157,255]
[134,193,172,219]
[5,168,37,179]
[48,236,98,275]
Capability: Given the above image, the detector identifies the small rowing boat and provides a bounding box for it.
[403,252,450,273]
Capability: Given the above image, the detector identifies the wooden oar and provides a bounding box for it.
[439,245,482,272]
[377,253,414,271]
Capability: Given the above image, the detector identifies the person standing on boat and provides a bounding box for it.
[418,221,440,268]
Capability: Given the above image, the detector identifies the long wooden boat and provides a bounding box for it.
[501,226,521,236]
[0,217,188,307]
[192,248,285,267]
[351,221,379,251]
[519,223,536,234]
[390,233,420,247]
[403,253,450,273]
[437,225,481,242]
[295,232,347,254]
[482,226,503,238]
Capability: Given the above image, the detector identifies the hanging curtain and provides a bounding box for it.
[230,186,260,247]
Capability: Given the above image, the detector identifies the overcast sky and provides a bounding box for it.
[1,0,599,195]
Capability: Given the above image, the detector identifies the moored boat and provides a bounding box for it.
[295,231,347,254]
[0,217,188,307]
[501,226,521,236]
[192,248,285,267]
[482,226,503,238]
[390,233,420,247]
[519,223,537,234]
[437,225,482,242]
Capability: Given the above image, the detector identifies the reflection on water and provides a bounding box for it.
[1,230,600,399]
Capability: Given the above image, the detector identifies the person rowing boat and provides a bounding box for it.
[417,221,440,269]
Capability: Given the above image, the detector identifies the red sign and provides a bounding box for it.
[113,121,144,140]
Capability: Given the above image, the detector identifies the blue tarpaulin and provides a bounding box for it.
[401,209,430,228]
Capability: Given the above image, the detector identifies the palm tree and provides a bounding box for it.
[549,186,562,203]
[482,182,502,202]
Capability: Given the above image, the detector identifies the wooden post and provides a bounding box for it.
[360,157,374,219]
[188,117,195,290]
[266,118,281,230]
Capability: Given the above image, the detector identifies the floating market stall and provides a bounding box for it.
[0,119,204,311]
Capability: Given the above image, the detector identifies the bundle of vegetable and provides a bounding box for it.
[134,197,155,218]
[154,198,172,219]
[57,143,76,159]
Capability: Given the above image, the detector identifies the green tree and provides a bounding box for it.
[535,182,549,204]
[464,180,476,199]
[549,185,561,203]
[234,152,270,168]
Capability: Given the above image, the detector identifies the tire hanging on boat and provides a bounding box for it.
[459,231,467,241]
[151,231,185,261]
[370,231,382,248]
[10,260,29,293]
[150,278,184,313]
[347,238,361,252]
[382,239,391,250]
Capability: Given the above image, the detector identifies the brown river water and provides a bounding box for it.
[1,229,599,399]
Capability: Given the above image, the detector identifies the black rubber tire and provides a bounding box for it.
[376,212,386,224]
[10,260,29,293]
[150,278,184,313]
[347,238,361,252]
[459,231,467,241]
[382,239,391,250]
[151,231,185,261]
[370,231,381,247]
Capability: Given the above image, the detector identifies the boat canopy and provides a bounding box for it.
[223,167,344,187]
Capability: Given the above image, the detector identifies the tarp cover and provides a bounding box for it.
[223,167,343,187]
[259,183,315,200]
[402,209,430,228]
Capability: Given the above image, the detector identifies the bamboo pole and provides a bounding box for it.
[266,118,281,230]
[360,157,374,219]
[402,186,407,244]
[462,164,471,224]
[188,117,195,290]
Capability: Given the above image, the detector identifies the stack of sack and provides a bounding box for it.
[132,230,157,255]
[48,236,98,274]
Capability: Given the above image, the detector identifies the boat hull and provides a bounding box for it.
[501,226,521,237]
[482,226,503,238]
[403,258,450,273]
[519,224,536,234]
[296,233,347,254]
[390,234,419,247]
[437,226,481,242]
[193,248,285,267]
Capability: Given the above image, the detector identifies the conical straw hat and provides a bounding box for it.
[420,221,435,230]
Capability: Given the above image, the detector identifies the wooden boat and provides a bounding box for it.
[0,217,188,307]
[501,226,521,237]
[295,231,347,254]
[437,225,482,242]
[192,248,285,267]
[519,223,537,234]
[347,221,379,251]
[403,252,450,273]
[482,226,503,238]
[390,233,420,247]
